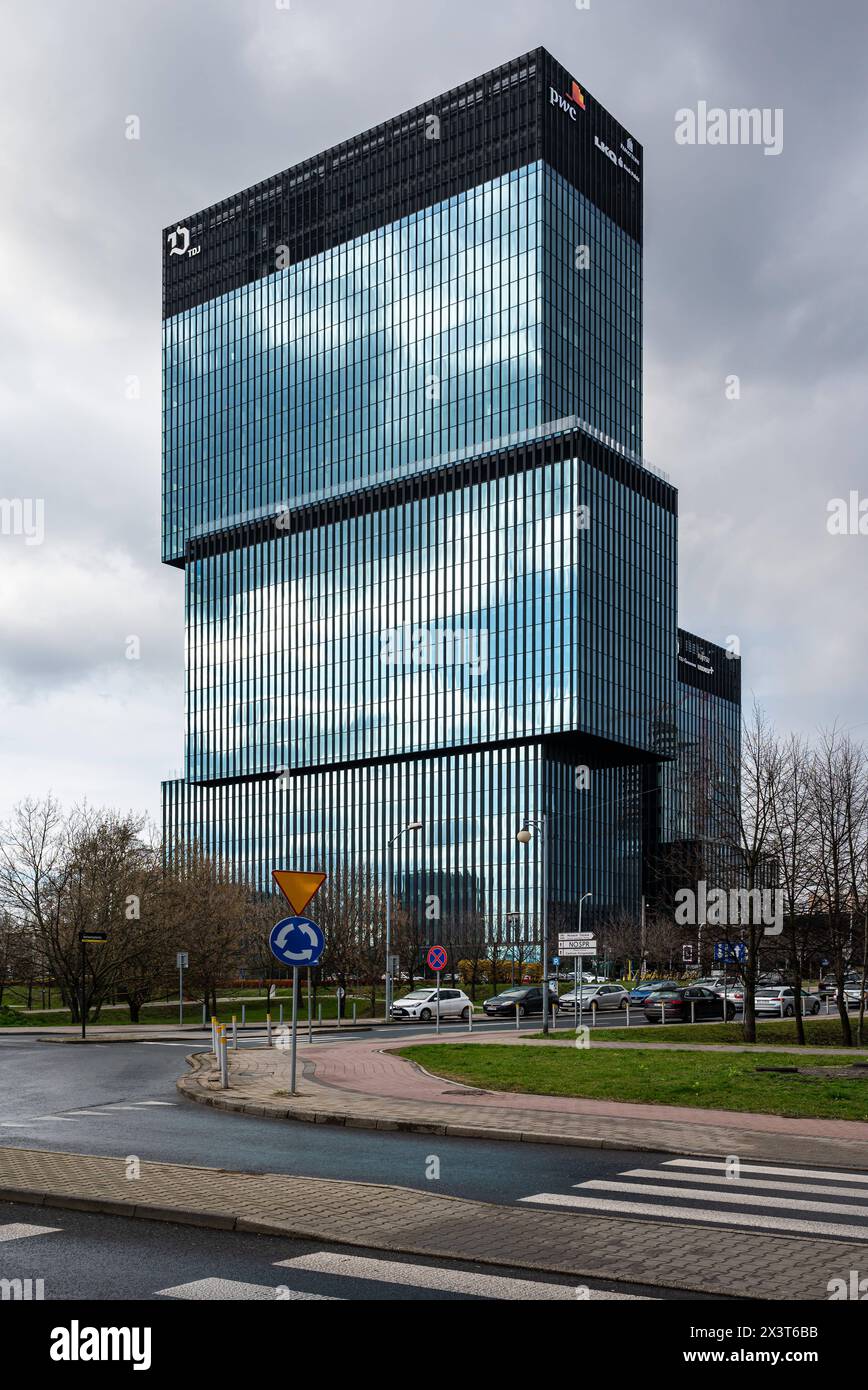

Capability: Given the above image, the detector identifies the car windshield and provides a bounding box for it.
[400,991,433,1001]
[653,990,680,998]
[495,989,526,999]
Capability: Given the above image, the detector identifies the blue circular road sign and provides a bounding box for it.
[269,916,325,968]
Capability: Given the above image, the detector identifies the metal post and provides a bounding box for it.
[661,1000,666,1026]
[290,966,299,1094]
[515,1001,521,1030]
[541,814,550,1036]
[690,999,695,1025]
[266,1013,272,1047]
[352,1001,357,1023]
[435,975,441,1035]
[211,1015,217,1054]
[574,953,579,1032]
[307,968,313,1044]
[201,1003,206,1027]
[219,1029,228,1089]
[232,1015,238,1049]
[179,959,184,1027]
[279,1003,284,1026]
[80,940,87,1042]
[468,1002,473,1032]
[385,840,393,1021]
[318,1003,322,1025]
[242,1004,246,1027]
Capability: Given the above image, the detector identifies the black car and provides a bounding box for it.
[643,986,736,1023]
[483,986,557,1018]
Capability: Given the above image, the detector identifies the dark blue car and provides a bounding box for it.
[627,979,680,1005]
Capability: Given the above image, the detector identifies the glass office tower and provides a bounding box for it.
[161,48,736,948]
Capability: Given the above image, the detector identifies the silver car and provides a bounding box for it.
[754,987,821,1017]
[558,983,629,1012]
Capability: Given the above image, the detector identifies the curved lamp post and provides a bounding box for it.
[516,815,550,1035]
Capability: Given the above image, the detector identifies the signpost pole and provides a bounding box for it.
[436,972,441,1036]
[307,967,312,1044]
[80,939,86,1043]
[179,956,183,1027]
[574,953,579,1031]
[290,965,299,1094]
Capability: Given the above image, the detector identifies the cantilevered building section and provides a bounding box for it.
[161,47,736,947]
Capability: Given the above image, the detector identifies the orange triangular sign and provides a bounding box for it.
[272,869,327,916]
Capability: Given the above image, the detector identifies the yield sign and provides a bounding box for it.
[272,869,326,916]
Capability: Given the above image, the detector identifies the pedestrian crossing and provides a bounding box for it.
[160,1252,654,1301]
[0,1100,176,1127]
[519,1156,868,1243]
[0,1221,652,1299]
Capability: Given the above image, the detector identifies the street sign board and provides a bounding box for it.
[558,934,597,955]
[269,916,325,968]
[552,956,560,966]
[714,941,746,963]
[682,944,694,963]
[176,951,189,969]
[79,932,107,943]
[427,944,448,972]
[272,870,326,916]
[386,954,400,977]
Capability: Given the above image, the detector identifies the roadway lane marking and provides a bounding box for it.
[135,1101,176,1105]
[137,1042,192,1047]
[275,1252,654,1300]
[577,1178,868,1220]
[664,1158,868,1184]
[0,1223,62,1242]
[519,1192,868,1241]
[157,1279,338,1300]
[619,1168,868,1202]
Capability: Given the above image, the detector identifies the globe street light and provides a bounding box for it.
[516,815,551,1035]
[385,821,422,1020]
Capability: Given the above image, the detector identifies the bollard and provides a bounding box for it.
[266,1013,273,1047]
[211,1015,218,1055]
[318,1003,322,1025]
[241,1005,246,1027]
[661,1000,666,1026]
[219,1030,229,1089]
[515,1001,521,1030]
[202,1003,207,1027]
[352,1002,357,1024]
[626,1001,630,1028]
[279,1003,284,1025]
[468,1003,473,1033]
[232,1015,238,1049]
[690,1000,695,1025]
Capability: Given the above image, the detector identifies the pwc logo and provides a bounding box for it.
[549,80,587,121]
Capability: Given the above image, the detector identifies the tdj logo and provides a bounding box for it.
[167,224,191,257]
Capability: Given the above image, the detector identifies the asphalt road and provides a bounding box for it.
[0,1199,699,1301]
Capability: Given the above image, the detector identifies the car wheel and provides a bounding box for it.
[619,997,628,1009]
[461,1006,471,1021]
[784,1005,794,1017]
[725,1004,736,1021]
[518,1004,526,1017]
[419,1008,432,1021]
[812,1001,820,1015]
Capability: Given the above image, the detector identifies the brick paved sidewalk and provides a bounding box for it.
[177,1039,868,1169]
[0,1143,857,1299]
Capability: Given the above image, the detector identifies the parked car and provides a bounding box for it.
[820,974,860,999]
[628,980,680,1005]
[482,986,558,1018]
[558,983,629,1012]
[843,982,868,1010]
[692,976,727,994]
[643,986,736,1023]
[390,988,473,1022]
[754,987,821,1017]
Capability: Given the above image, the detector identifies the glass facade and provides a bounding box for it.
[161,49,737,946]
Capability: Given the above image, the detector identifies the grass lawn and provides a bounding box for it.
[0,993,386,1028]
[397,1043,868,1121]
[531,1017,864,1047]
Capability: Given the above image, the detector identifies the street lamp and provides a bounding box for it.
[385,820,422,1021]
[516,815,551,1035]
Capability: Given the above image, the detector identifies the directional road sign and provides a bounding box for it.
[269,916,325,968]
[272,870,326,916]
[714,941,746,963]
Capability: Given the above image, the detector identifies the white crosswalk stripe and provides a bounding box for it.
[157,1278,338,1300]
[518,1156,868,1244]
[0,1223,62,1242]
[275,1251,653,1300]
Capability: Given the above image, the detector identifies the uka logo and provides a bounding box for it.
[167,224,200,258]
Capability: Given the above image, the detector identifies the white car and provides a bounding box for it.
[558,983,629,1012]
[389,988,472,1022]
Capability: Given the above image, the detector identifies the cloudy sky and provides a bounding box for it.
[1,0,866,825]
